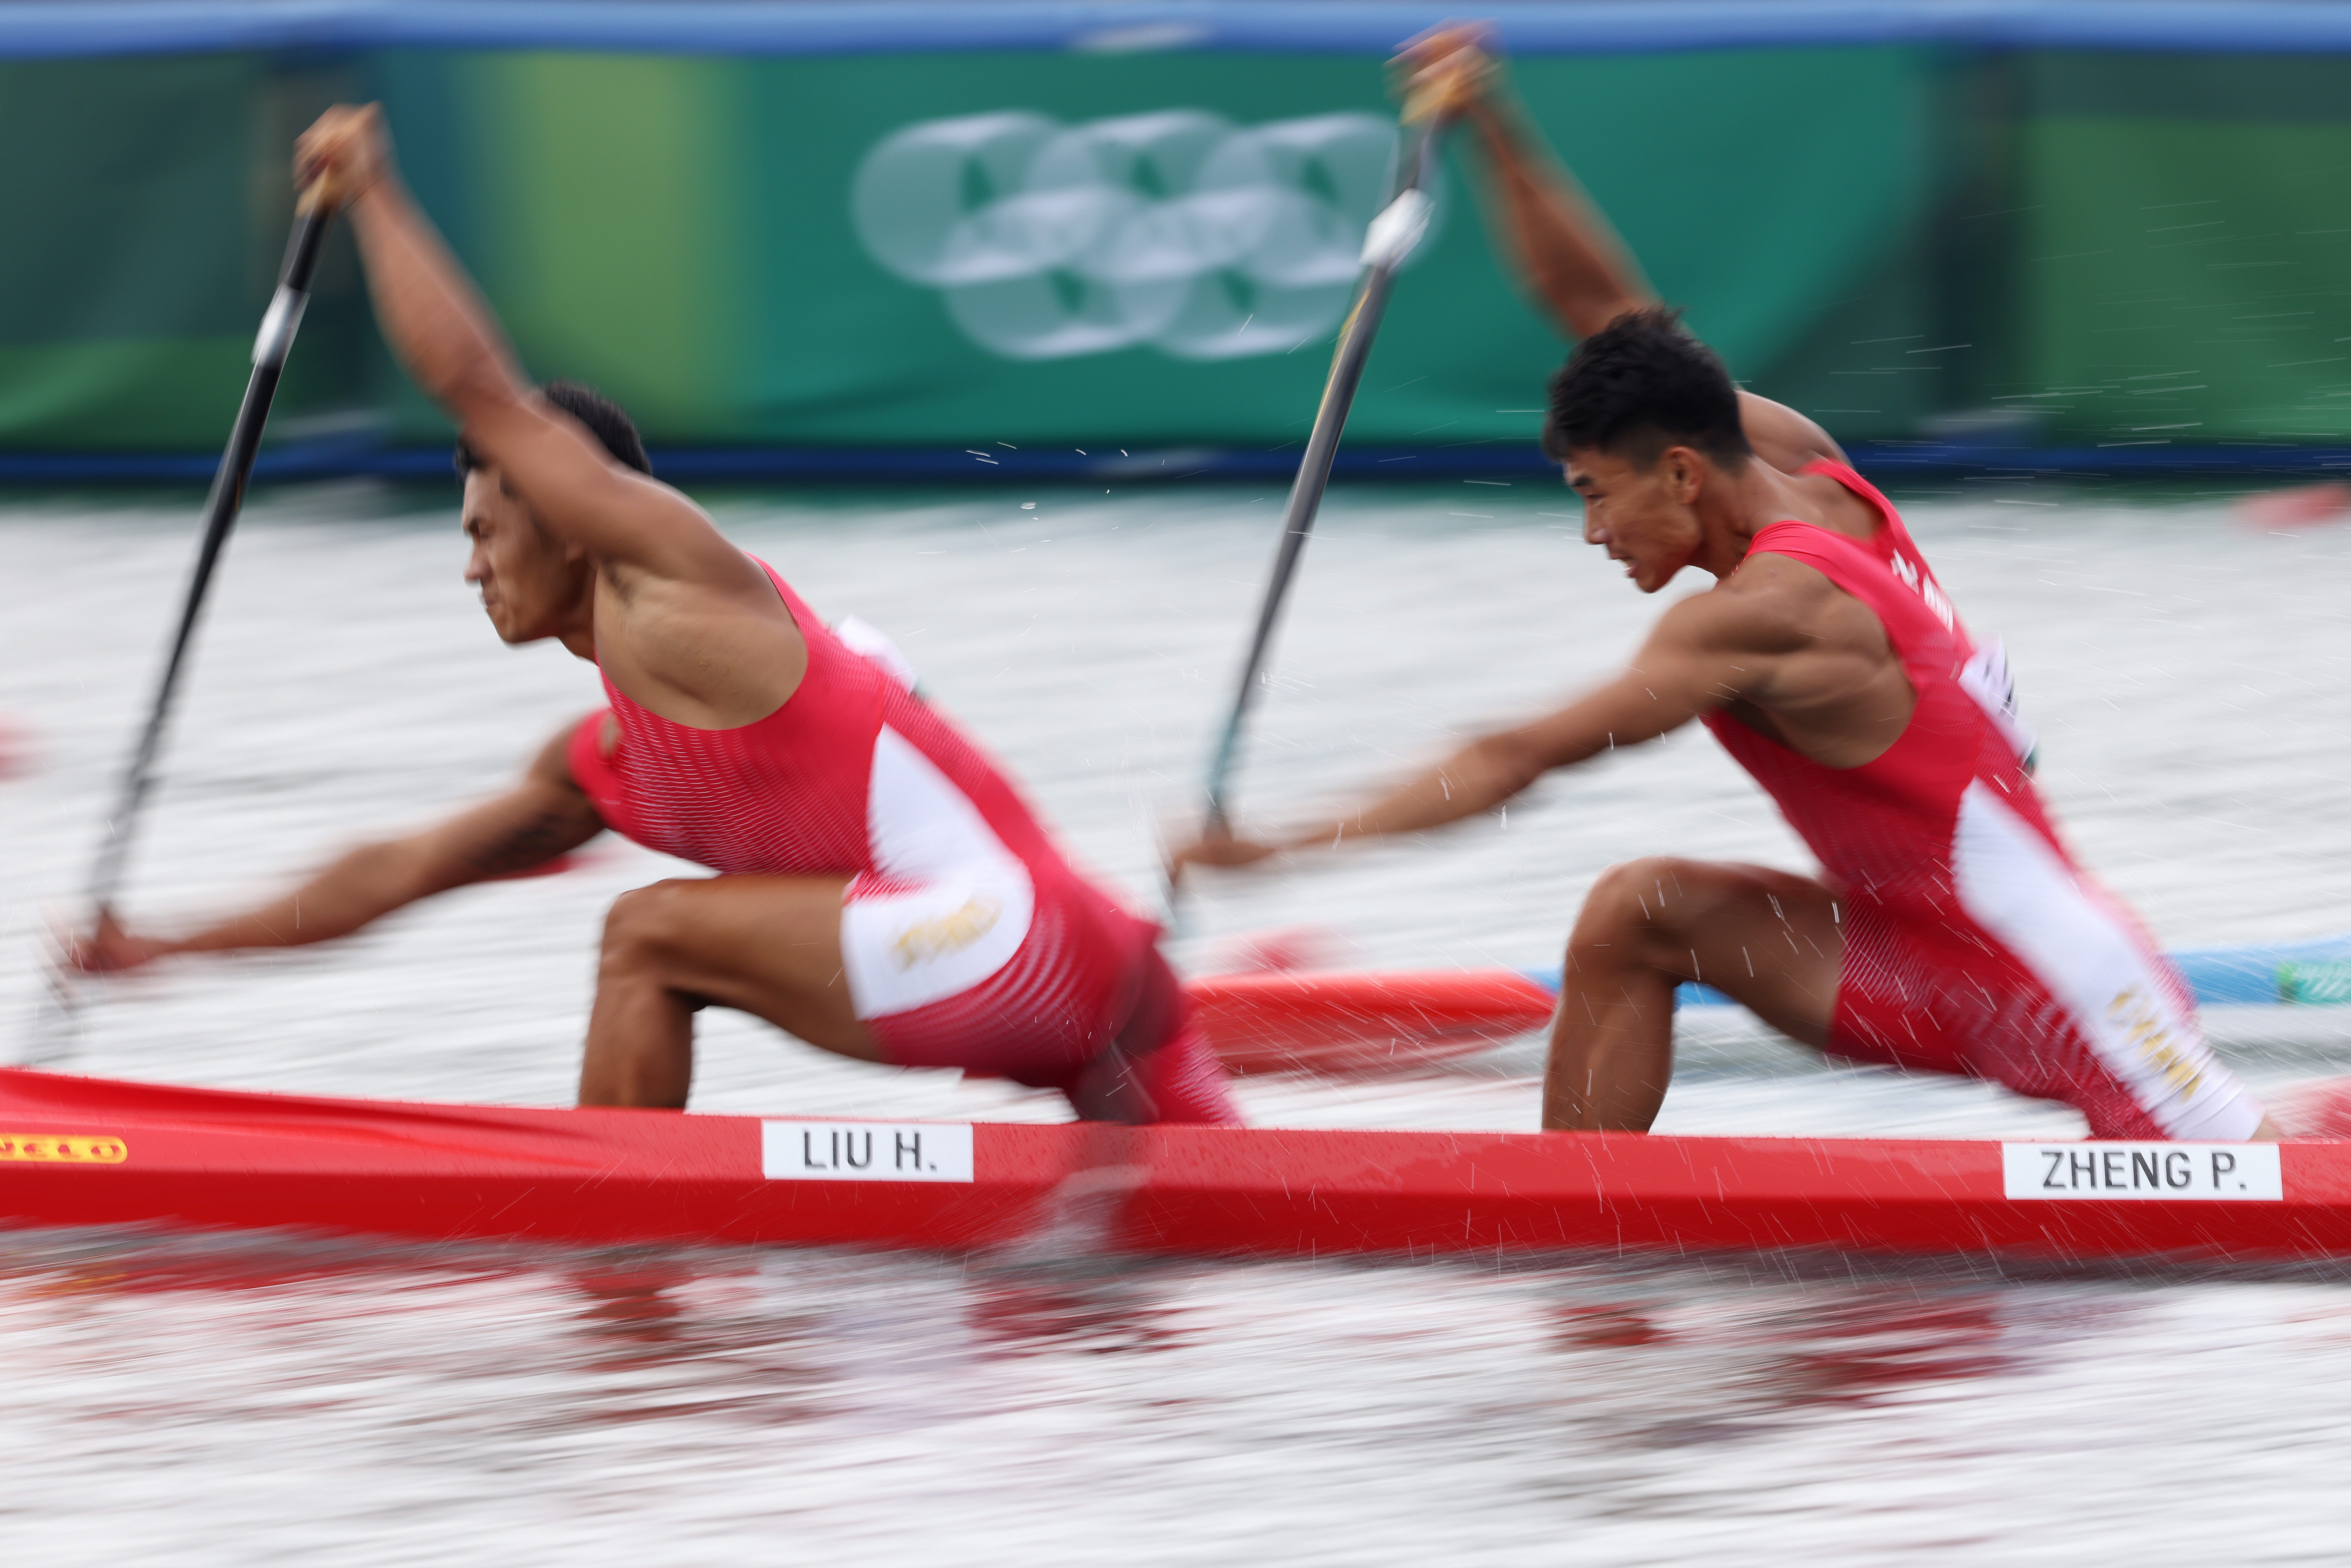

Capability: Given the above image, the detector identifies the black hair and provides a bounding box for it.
[453,379,652,478]
[1542,307,1751,470]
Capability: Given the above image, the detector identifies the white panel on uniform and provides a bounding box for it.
[840,725,1034,1019]
[1953,782,2260,1142]
[1957,637,2038,766]
[834,614,920,691]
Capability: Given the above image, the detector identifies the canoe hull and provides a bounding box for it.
[3,1069,2347,1262]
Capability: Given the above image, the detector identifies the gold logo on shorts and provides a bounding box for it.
[0,1133,127,1164]
[2108,987,2205,1101]
[891,895,1003,970]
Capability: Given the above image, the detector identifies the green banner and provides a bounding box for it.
[24,43,2351,461]
[384,46,1937,451]
[2018,54,2351,444]
[0,44,1938,456]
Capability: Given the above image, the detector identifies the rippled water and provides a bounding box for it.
[1,480,2348,1561]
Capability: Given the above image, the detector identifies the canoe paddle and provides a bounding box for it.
[1025,108,1454,1255]
[1192,107,1448,853]
[29,197,334,1064]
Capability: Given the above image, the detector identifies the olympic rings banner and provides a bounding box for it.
[851,110,1442,362]
[15,18,2351,465]
[0,39,1942,458]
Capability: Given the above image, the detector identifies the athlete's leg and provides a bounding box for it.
[1545,857,1843,1131]
[580,875,874,1108]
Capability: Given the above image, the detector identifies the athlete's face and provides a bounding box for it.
[1562,445,1706,594]
[461,468,589,645]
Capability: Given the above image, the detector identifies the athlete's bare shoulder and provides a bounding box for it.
[1737,391,1846,472]
[1774,469,1879,542]
[1731,395,1883,544]
[596,551,808,729]
[1687,544,1910,761]
[1636,552,1837,687]
[1680,549,1883,696]
[1569,552,1856,755]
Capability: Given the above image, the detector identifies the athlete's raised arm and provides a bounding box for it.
[71,721,605,974]
[1395,23,1846,473]
[294,105,796,727]
[292,110,720,578]
[1398,23,1649,338]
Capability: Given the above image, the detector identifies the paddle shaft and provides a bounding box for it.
[1200,121,1445,836]
[88,208,331,916]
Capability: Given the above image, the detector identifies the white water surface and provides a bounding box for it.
[0,480,2348,1562]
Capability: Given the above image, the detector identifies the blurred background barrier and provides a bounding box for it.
[10,1,2351,479]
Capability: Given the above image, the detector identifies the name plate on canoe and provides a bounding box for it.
[763,1121,973,1183]
[2003,1142,2282,1201]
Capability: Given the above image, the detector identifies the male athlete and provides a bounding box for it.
[73,105,1238,1127]
[1172,30,2274,1142]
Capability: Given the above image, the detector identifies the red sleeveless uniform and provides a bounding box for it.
[566,561,1239,1125]
[1703,465,2261,1140]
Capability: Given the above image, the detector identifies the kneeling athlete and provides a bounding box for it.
[74,106,1237,1126]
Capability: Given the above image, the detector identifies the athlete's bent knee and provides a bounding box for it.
[599,880,699,973]
[1577,857,1698,933]
[1567,859,1674,974]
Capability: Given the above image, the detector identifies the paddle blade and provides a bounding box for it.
[1187,967,1555,1077]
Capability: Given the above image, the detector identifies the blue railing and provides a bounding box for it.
[7,1,2351,63]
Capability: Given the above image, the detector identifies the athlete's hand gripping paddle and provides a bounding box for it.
[1185,104,1448,877]
[29,196,334,1064]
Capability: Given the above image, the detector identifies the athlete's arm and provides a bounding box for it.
[71,722,605,972]
[295,105,791,728]
[1394,25,1847,472]
[1173,588,1796,875]
[1398,24,1649,337]
[292,106,754,588]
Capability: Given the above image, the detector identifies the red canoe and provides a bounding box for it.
[4,1067,2349,1263]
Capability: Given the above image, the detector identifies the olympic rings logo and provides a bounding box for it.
[851,110,1442,362]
